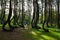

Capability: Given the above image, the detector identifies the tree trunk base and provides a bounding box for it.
[43,28,49,32]
[2,28,14,32]
[32,25,41,29]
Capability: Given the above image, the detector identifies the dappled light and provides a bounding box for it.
[0,0,60,40]
[31,31,37,36]
[31,28,60,40]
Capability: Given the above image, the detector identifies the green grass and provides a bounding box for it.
[31,28,60,40]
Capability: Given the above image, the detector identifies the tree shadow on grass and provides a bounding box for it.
[50,28,60,33]
[37,29,60,40]
[31,28,60,40]
[31,29,48,40]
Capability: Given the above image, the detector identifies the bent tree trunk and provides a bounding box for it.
[34,0,40,29]
[42,0,49,32]
[32,0,40,29]
[2,0,14,31]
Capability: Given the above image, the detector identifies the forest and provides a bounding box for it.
[0,0,60,40]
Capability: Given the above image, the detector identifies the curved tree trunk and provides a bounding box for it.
[42,0,49,32]
[34,0,40,28]
[2,0,14,31]
[32,0,40,29]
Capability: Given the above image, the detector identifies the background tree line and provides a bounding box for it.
[0,0,60,32]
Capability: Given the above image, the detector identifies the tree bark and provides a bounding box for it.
[21,0,24,28]
[2,0,14,31]
[57,0,60,28]
[42,0,49,32]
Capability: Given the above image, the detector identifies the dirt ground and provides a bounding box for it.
[0,28,32,40]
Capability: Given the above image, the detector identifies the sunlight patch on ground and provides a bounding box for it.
[41,35,55,40]
[31,31,37,36]
[31,28,60,40]
[50,30,60,38]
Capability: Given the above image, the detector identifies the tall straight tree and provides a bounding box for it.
[57,0,60,28]
[48,0,53,27]
[13,0,18,25]
[27,0,31,25]
[31,0,36,28]
[41,0,44,24]
[21,0,24,28]
[0,0,6,24]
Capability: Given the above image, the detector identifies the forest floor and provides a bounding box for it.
[0,26,60,40]
[0,27,32,40]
